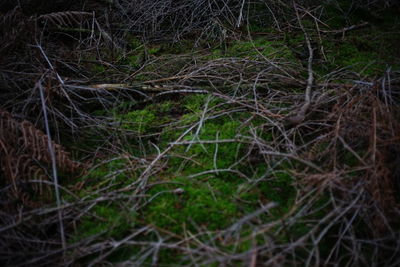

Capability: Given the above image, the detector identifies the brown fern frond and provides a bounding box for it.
[18,119,84,172]
[328,86,400,232]
[37,11,92,28]
[0,7,27,54]
[0,109,86,206]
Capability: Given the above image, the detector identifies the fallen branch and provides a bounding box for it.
[320,21,370,37]
[284,3,314,126]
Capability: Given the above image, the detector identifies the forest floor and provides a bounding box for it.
[65,15,400,266]
[2,3,400,266]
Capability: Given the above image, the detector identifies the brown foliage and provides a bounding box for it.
[0,109,84,206]
[315,84,400,233]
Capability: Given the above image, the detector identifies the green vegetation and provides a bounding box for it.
[70,93,299,263]
[70,16,400,260]
[2,1,400,266]
[71,204,135,242]
[145,177,239,233]
[205,37,295,61]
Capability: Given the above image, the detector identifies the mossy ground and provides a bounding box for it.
[67,8,400,264]
[69,93,298,263]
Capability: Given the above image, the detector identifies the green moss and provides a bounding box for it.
[207,48,223,59]
[121,109,156,134]
[157,101,174,113]
[92,64,106,73]
[128,36,143,50]
[125,38,164,68]
[132,73,148,81]
[140,94,297,237]
[127,53,144,68]
[285,33,305,48]
[166,96,241,172]
[183,94,210,113]
[159,40,194,54]
[70,203,135,243]
[67,95,302,265]
[184,121,240,170]
[322,40,381,76]
[262,171,295,213]
[72,96,297,235]
[204,37,295,61]
[115,100,183,137]
[225,38,295,60]
[144,177,236,233]
[74,159,132,195]
[59,10,400,265]
[143,170,296,238]
[322,1,353,28]
[283,9,400,77]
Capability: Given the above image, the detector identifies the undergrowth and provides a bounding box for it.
[1,1,400,266]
